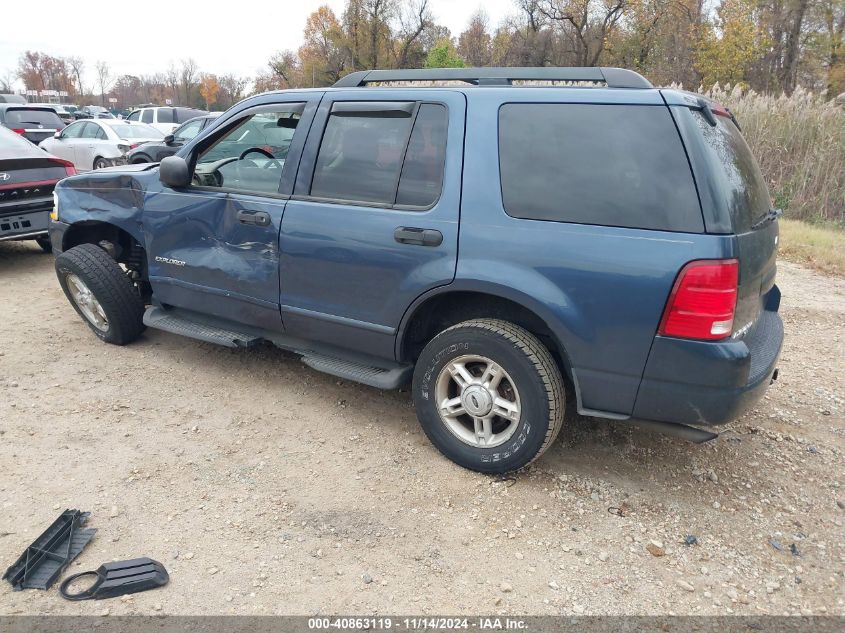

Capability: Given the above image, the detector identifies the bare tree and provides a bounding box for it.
[458,9,493,66]
[394,0,433,68]
[95,60,112,106]
[179,58,199,105]
[67,56,85,96]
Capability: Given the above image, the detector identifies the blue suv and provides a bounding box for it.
[48,67,783,473]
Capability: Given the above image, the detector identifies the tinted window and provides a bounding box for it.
[175,108,206,123]
[193,105,304,195]
[395,104,448,207]
[157,108,174,123]
[4,108,64,128]
[499,104,703,232]
[141,110,153,124]
[691,112,770,233]
[127,111,141,122]
[311,105,415,204]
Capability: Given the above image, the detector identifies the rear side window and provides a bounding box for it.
[395,104,448,207]
[157,108,174,123]
[691,112,770,233]
[499,104,703,232]
[175,108,205,123]
[310,102,448,208]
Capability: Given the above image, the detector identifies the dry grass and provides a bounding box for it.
[778,218,845,277]
[705,85,845,226]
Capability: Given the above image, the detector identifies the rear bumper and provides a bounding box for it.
[632,286,783,426]
[0,200,51,241]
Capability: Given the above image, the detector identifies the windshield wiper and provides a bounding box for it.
[751,207,782,230]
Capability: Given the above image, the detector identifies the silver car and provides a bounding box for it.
[39,119,164,171]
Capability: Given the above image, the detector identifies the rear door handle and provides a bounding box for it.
[394,227,443,247]
[236,210,271,227]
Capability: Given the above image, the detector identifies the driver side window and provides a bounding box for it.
[192,104,304,195]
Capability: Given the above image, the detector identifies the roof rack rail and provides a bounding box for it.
[332,67,652,89]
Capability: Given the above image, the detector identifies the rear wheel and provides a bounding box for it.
[93,157,109,170]
[412,319,565,473]
[55,243,145,345]
[131,154,152,164]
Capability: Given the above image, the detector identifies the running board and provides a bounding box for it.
[620,418,718,443]
[143,306,261,348]
[301,354,411,389]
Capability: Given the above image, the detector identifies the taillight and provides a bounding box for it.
[11,128,25,135]
[52,158,77,177]
[658,259,739,341]
[129,143,140,150]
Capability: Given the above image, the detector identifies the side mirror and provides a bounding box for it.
[54,131,62,139]
[163,134,175,145]
[159,156,191,189]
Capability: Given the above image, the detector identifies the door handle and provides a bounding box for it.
[236,210,271,227]
[394,227,443,247]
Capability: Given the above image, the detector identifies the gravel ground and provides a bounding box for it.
[0,240,843,616]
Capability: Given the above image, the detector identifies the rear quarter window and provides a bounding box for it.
[498,103,704,233]
[690,111,771,233]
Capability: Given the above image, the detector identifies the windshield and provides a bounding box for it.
[4,109,64,127]
[692,111,771,232]
[109,123,164,139]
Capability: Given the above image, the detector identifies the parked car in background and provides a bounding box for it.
[28,103,75,124]
[0,125,75,252]
[125,106,208,134]
[39,119,163,171]
[47,67,783,474]
[0,104,66,144]
[0,94,28,104]
[75,105,115,120]
[126,113,220,164]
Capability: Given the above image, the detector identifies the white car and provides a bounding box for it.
[39,119,164,171]
[125,106,208,135]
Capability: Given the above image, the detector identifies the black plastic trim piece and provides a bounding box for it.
[2,510,96,591]
[60,557,169,600]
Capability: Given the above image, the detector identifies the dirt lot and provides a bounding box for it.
[0,240,843,616]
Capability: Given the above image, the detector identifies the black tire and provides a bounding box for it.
[412,319,565,473]
[131,154,152,165]
[55,243,145,345]
[93,157,109,170]
[35,235,52,253]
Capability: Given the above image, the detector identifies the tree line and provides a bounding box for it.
[4,0,845,109]
[264,0,845,97]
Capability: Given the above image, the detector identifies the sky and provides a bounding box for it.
[0,0,518,92]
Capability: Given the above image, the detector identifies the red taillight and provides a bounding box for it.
[658,259,739,341]
[52,158,77,177]
[11,128,25,135]
[129,143,140,150]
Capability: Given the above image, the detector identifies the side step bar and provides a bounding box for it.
[143,306,261,348]
[143,306,411,389]
[302,354,412,389]
[620,419,718,443]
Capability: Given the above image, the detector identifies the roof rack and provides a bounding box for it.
[332,67,652,89]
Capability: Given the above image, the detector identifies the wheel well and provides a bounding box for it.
[131,154,151,164]
[400,291,573,380]
[62,222,148,287]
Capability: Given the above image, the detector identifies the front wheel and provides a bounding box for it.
[55,243,145,345]
[412,319,565,473]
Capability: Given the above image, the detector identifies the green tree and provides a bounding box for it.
[424,38,465,68]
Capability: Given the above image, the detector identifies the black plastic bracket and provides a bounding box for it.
[60,558,169,600]
[2,509,97,591]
